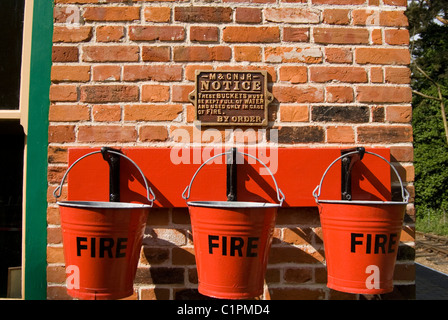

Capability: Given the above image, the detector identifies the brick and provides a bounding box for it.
[268,287,325,300]
[385,29,410,45]
[312,0,365,3]
[271,126,325,143]
[385,67,411,84]
[140,247,170,265]
[282,227,313,245]
[123,65,183,82]
[372,106,385,122]
[82,46,139,62]
[313,27,369,44]
[370,67,384,83]
[92,65,121,82]
[264,8,320,24]
[372,29,383,44]
[233,129,263,144]
[139,126,168,142]
[142,46,170,62]
[265,47,322,63]
[276,207,320,225]
[49,104,90,121]
[323,9,350,25]
[49,85,78,102]
[390,146,414,162]
[269,246,323,264]
[273,85,324,103]
[172,84,194,102]
[141,84,170,102]
[141,267,184,285]
[140,288,170,300]
[83,6,140,22]
[173,46,231,62]
[383,0,407,5]
[172,247,196,265]
[53,26,92,42]
[92,105,121,122]
[385,105,412,123]
[48,125,75,143]
[54,6,74,23]
[234,46,262,62]
[48,167,66,185]
[190,26,219,43]
[144,7,171,23]
[52,46,78,62]
[223,26,280,43]
[46,265,65,283]
[312,106,369,123]
[174,6,232,23]
[353,9,408,27]
[48,146,68,164]
[352,9,380,25]
[380,10,408,27]
[279,105,309,122]
[325,86,354,103]
[357,125,413,143]
[356,86,412,103]
[77,125,137,143]
[310,66,367,83]
[96,26,125,42]
[324,47,352,63]
[124,104,183,121]
[143,228,186,246]
[327,126,355,143]
[80,85,139,103]
[279,66,307,84]
[235,8,262,23]
[283,27,309,42]
[284,267,313,283]
[51,65,90,82]
[355,48,410,65]
[129,26,185,41]
[46,246,64,264]
[185,65,213,81]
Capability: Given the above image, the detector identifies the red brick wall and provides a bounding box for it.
[47,0,414,300]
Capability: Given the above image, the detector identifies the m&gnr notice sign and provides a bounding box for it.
[189,70,273,126]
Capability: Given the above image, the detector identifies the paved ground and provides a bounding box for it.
[416,262,448,300]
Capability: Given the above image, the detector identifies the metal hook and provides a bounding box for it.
[341,147,365,200]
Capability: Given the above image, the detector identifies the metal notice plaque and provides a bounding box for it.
[189,70,273,126]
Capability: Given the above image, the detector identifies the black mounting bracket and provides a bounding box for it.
[101,147,122,202]
[226,147,238,201]
[341,147,365,201]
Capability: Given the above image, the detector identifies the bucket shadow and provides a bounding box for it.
[137,209,215,300]
[238,161,286,205]
[120,162,174,207]
[350,161,391,201]
[265,207,330,299]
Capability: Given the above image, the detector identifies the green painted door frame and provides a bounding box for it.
[23,0,53,300]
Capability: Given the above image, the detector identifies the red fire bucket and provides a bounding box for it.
[312,150,409,294]
[53,150,155,300]
[182,150,284,299]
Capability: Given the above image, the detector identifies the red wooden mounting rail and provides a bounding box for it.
[65,147,391,208]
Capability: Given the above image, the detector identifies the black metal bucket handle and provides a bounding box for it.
[53,150,156,206]
[312,150,409,204]
[182,150,285,205]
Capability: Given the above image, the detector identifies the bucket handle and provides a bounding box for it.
[53,150,156,206]
[182,150,285,206]
[312,150,410,204]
